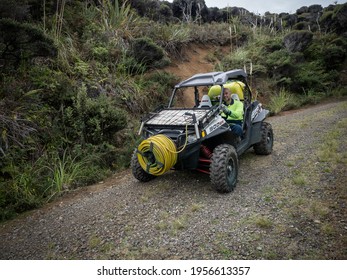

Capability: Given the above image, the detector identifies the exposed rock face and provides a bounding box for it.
[283,30,313,52]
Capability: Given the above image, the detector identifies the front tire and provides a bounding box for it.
[131,149,156,182]
[254,122,273,155]
[210,144,239,193]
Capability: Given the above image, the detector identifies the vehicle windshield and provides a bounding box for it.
[170,86,217,108]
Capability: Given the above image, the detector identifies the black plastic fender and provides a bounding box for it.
[252,109,269,123]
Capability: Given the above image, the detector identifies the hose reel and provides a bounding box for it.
[136,134,179,176]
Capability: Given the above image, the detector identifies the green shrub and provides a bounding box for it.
[293,22,308,30]
[143,71,178,106]
[264,49,297,80]
[331,86,347,97]
[293,61,331,92]
[332,3,347,34]
[64,84,127,145]
[117,54,146,76]
[29,65,75,110]
[0,158,47,220]
[262,37,283,52]
[300,89,326,105]
[304,34,346,74]
[323,45,346,70]
[0,0,30,21]
[130,37,166,69]
[91,46,109,61]
[319,10,334,31]
[0,18,57,71]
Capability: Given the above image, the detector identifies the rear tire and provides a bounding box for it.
[254,122,273,155]
[131,149,156,182]
[210,144,238,193]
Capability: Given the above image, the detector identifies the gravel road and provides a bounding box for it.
[1,100,346,260]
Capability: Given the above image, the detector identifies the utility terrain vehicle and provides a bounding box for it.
[131,69,273,193]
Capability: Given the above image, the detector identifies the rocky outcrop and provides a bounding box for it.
[283,30,313,52]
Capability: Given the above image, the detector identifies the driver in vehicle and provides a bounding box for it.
[221,87,244,137]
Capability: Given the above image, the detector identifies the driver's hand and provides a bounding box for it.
[221,104,231,116]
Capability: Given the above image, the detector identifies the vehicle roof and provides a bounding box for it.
[175,69,247,88]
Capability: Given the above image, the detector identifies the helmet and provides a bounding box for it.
[207,85,221,101]
[208,81,245,101]
[224,81,245,100]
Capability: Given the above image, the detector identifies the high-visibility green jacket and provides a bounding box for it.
[221,100,244,121]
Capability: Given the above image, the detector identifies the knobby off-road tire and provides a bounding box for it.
[210,144,239,193]
[131,149,156,182]
[253,122,273,155]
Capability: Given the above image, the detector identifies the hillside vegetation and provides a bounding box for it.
[1,0,346,221]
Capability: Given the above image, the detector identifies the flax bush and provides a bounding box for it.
[267,88,294,115]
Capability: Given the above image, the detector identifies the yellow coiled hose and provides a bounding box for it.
[137,133,187,176]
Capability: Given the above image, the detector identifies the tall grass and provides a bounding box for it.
[267,88,293,115]
[52,0,66,41]
[0,149,107,220]
[96,0,138,36]
[143,22,191,55]
[44,151,89,200]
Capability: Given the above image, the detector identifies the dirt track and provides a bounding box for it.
[0,100,346,260]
